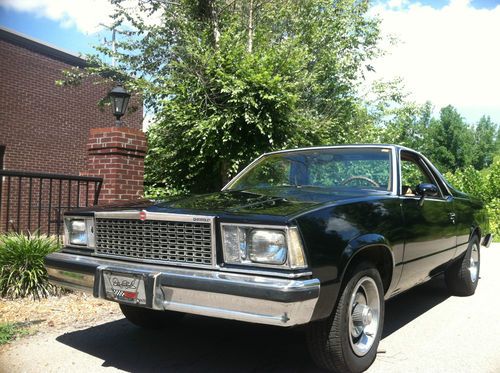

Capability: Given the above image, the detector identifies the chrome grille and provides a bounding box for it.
[94,218,213,266]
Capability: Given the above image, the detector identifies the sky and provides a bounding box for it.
[1,0,499,125]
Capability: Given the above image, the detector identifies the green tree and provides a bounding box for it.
[379,102,431,150]
[472,116,498,169]
[361,79,431,151]
[64,0,381,194]
[423,105,475,172]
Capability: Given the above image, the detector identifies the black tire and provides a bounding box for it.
[306,263,384,373]
[445,235,480,296]
[119,304,184,329]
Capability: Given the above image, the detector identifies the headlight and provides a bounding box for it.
[221,224,307,269]
[248,230,287,264]
[64,217,95,248]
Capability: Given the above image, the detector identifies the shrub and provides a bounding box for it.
[486,199,500,240]
[445,159,500,240]
[0,233,61,299]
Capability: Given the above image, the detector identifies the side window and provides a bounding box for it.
[401,156,432,196]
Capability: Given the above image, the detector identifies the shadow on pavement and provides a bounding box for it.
[382,275,451,339]
[56,315,323,373]
[56,277,451,372]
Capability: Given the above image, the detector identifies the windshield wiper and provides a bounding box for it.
[275,184,324,189]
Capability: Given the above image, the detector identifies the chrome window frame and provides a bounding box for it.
[398,148,452,201]
[222,145,398,195]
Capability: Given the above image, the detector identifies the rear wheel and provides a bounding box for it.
[119,304,184,329]
[306,263,384,373]
[445,235,480,296]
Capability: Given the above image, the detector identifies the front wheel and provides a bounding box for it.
[306,263,384,373]
[119,304,184,329]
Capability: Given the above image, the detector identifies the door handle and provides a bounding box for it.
[448,212,456,224]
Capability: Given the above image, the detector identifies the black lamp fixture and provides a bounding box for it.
[108,83,131,126]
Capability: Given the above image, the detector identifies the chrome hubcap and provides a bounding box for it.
[469,243,479,283]
[348,276,380,357]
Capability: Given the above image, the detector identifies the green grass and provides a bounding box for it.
[0,233,61,299]
[0,322,31,345]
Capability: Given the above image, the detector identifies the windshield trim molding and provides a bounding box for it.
[222,145,397,195]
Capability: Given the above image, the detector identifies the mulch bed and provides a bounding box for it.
[0,292,121,348]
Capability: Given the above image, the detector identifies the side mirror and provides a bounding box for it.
[416,183,438,206]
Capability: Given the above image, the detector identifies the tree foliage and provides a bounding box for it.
[72,0,381,193]
[423,106,475,171]
[376,99,499,173]
[473,116,497,169]
[60,0,499,200]
[445,159,500,239]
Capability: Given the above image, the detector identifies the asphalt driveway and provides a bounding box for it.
[1,243,499,373]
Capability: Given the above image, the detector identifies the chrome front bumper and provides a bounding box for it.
[45,252,320,327]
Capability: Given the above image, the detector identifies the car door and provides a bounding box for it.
[397,150,457,291]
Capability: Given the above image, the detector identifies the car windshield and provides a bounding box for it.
[227,148,393,192]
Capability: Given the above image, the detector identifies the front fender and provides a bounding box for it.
[311,234,398,321]
[340,234,394,275]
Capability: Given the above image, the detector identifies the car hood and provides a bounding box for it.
[70,188,391,220]
[148,188,391,218]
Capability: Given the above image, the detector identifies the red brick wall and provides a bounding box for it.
[0,38,143,174]
[0,36,144,233]
[83,127,147,205]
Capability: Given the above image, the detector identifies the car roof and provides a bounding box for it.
[263,144,420,156]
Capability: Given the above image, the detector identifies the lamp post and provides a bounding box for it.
[108,83,131,126]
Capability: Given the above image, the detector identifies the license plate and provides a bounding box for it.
[103,271,147,305]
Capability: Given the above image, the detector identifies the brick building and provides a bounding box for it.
[0,27,143,173]
[0,27,145,234]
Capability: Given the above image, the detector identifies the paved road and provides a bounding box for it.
[1,243,499,373]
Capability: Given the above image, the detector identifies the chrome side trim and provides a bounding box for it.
[399,196,452,203]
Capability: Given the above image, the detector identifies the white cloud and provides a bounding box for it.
[369,0,500,122]
[0,0,163,34]
[3,0,499,123]
[0,0,114,34]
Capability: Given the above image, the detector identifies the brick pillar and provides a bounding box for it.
[82,127,147,205]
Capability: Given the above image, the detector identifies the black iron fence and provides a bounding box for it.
[0,170,103,237]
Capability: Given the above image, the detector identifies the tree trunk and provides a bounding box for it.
[220,160,230,188]
[208,0,220,49]
[247,0,254,53]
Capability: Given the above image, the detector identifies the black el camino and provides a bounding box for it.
[45,145,493,372]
